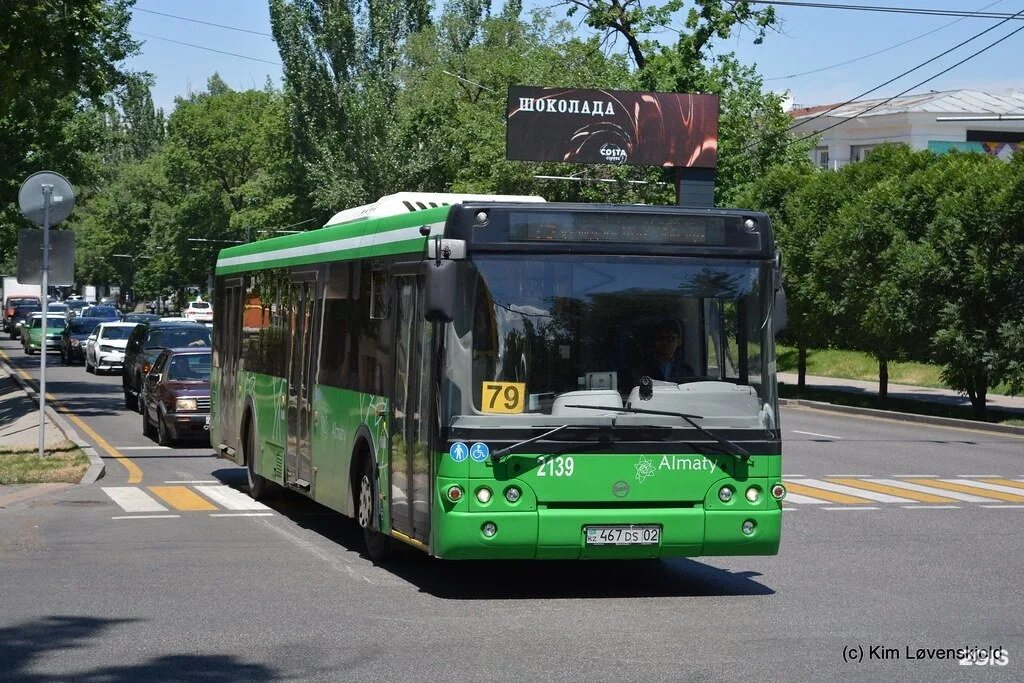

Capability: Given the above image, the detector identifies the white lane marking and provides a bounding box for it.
[826,475,874,478]
[781,492,828,504]
[785,474,806,478]
[867,479,991,502]
[164,480,219,484]
[893,475,938,478]
[823,506,878,510]
[102,487,168,512]
[944,479,1024,496]
[902,505,960,510]
[956,475,1002,478]
[798,478,915,503]
[793,430,843,439]
[111,514,180,520]
[782,508,798,511]
[194,485,269,510]
[981,505,1024,509]
[113,446,172,450]
[210,512,275,517]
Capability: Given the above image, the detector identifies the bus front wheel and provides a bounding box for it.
[245,423,271,501]
[358,458,392,562]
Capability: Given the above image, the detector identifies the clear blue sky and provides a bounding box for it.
[126,0,1024,113]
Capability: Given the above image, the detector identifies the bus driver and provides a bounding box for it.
[632,317,694,385]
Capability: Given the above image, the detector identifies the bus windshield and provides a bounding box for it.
[460,255,777,430]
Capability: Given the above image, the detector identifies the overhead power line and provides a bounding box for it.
[781,7,1024,135]
[764,0,1006,80]
[132,5,274,37]
[133,32,282,67]
[786,18,1024,149]
[750,1,1024,20]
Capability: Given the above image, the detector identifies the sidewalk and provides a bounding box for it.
[0,366,71,453]
[777,372,1024,416]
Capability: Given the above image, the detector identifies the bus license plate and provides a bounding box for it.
[585,525,660,546]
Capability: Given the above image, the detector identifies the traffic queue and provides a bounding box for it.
[2,292,214,448]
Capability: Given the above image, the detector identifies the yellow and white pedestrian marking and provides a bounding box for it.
[869,479,992,503]
[102,487,168,513]
[982,478,1024,491]
[827,478,958,504]
[797,478,915,503]
[909,478,1024,503]
[148,486,218,511]
[193,485,270,511]
[942,479,1024,500]
[784,481,873,505]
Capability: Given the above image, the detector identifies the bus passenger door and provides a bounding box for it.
[389,275,432,544]
[285,275,317,490]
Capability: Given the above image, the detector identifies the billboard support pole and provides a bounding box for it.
[38,185,52,457]
[675,167,716,207]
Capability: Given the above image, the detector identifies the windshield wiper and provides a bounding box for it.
[564,405,750,462]
[490,424,572,463]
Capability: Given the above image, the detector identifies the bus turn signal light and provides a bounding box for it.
[446,485,463,503]
[771,484,786,500]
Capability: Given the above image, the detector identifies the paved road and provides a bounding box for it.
[1,337,1021,681]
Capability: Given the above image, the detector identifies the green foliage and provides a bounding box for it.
[0,0,138,268]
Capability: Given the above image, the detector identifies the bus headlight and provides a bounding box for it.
[745,486,760,503]
[742,520,756,535]
[771,484,787,500]
[718,486,733,502]
[175,398,198,412]
[476,487,492,504]
[505,486,521,503]
[481,522,497,537]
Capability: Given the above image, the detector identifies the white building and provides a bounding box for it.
[788,89,1024,169]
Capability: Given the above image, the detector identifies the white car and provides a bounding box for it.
[183,299,213,324]
[85,322,137,375]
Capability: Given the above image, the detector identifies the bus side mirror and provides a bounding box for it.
[773,287,787,337]
[423,258,457,323]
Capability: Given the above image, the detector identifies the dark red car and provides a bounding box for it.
[141,348,211,446]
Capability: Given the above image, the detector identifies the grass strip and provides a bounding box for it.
[780,384,1024,427]
[0,449,90,484]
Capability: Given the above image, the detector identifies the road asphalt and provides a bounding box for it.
[0,337,1021,682]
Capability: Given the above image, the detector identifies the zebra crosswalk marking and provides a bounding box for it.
[869,479,991,502]
[826,478,957,504]
[784,481,873,505]
[148,486,218,511]
[982,478,1024,491]
[102,487,168,513]
[193,485,270,511]
[943,479,1024,499]
[908,478,1024,503]
[797,478,915,503]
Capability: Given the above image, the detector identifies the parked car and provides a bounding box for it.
[59,317,102,364]
[123,320,211,412]
[80,305,121,321]
[3,296,41,333]
[22,313,66,354]
[85,321,137,375]
[141,348,212,445]
[122,313,160,324]
[8,302,41,339]
[63,299,87,319]
[99,296,118,306]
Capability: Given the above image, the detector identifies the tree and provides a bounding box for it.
[0,0,138,266]
[927,152,1024,418]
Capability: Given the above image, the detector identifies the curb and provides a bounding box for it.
[0,356,105,485]
[780,397,1024,436]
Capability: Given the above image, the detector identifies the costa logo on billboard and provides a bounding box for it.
[506,86,719,168]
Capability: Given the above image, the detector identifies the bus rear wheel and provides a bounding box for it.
[245,422,271,501]
[358,458,392,563]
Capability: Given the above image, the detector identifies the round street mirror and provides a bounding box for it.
[18,171,76,226]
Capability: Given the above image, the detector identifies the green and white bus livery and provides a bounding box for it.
[211,192,787,561]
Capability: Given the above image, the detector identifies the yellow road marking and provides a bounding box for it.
[785,481,873,504]
[788,405,1024,440]
[148,486,218,511]
[827,478,957,503]
[0,348,143,484]
[982,478,1024,491]
[907,478,1024,503]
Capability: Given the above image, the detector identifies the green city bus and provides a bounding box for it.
[211,192,787,561]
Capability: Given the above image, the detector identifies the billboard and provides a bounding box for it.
[506,86,718,168]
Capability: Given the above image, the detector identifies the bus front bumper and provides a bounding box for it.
[431,506,781,560]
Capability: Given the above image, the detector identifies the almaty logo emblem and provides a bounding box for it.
[634,456,656,483]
